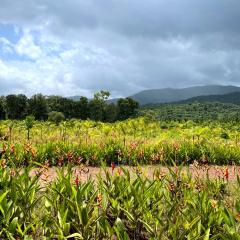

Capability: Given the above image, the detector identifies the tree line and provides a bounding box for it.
[0,91,139,122]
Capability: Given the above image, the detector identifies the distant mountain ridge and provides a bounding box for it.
[180,91,240,105]
[130,85,240,105]
[68,85,240,105]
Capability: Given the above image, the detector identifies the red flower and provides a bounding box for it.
[225,168,229,181]
[111,162,115,173]
[75,175,80,187]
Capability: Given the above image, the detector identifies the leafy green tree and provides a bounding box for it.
[5,94,28,119]
[28,94,48,120]
[75,96,89,120]
[48,111,65,125]
[104,103,118,122]
[25,115,35,140]
[117,97,139,120]
[47,96,76,119]
[89,91,110,121]
[0,97,6,120]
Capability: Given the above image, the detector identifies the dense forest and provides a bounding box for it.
[0,91,139,122]
[180,91,240,105]
[141,102,240,122]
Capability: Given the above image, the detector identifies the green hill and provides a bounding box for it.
[181,91,240,105]
[131,85,240,105]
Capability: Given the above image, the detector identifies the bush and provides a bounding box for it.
[48,111,65,125]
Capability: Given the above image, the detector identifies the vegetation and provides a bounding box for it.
[0,165,239,239]
[181,91,240,105]
[1,92,240,238]
[141,102,240,122]
[0,91,139,122]
[129,85,240,105]
[1,118,240,167]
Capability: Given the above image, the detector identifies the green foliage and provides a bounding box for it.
[141,102,240,122]
[117,97,139,120]
[0,97,5,120]
[0,91,139,122]
[0,166,238,238]
[48,111,65,125]
[75,96,89,120]
[25,116,35,140]
[1,118,240,166]
[28,94,48,120]
[5,94,28,120]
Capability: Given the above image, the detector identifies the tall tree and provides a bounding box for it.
[75,96,89,120]
[117,97,139,120]
[0,97,6,120]
[47,96,76,119]
[103,103,118,122]
[5,94,28,119]
[89,91,110,121]
[28,94,48,120]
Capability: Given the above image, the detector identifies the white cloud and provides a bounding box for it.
[1,0,240,97]
[15,32,42,59]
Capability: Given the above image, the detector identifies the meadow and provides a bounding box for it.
[0,118,240,167]
[1,118,240,239]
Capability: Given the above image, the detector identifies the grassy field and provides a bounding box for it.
[1,118,240,167]
[1,118,240,238]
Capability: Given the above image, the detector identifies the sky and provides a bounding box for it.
[0,0,240,98]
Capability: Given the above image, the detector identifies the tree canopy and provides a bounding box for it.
[0,91,139,122]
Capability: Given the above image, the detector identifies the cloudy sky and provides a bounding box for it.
[0,0,240,98]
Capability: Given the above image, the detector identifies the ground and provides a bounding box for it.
[29,164,239,184]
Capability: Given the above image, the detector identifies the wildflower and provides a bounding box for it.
[172,142,179,151]
[225,168,229,181]
[235,213,240,221]
[2,143,6,154]
[10,168,16,177]
[111,162,115,173]
[168,182,175,192]
[67,151,73,163]
[1,159,6,168]
[10,144,15,154]
[117,168,122,176]
[31,148,36,158]
[210,199,218,209]
[42,171,49,182]
[175,166,179,175]
[76,156,83,165]
[97,193,102,203]
[57,156,64,167]
[136,166,142,175]
[75,175,80,187]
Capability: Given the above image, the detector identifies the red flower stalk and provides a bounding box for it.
[225,168,229,181]
[75,175,80,187]
[111,162,115,174]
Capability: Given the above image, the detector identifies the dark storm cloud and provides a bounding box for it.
[0,0,240,96]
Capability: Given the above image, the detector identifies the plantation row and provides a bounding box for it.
[0,165,239,239]
[1,118,240,166]
[141,102,240,123]
[2,140,240,167]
